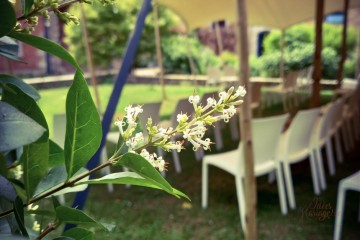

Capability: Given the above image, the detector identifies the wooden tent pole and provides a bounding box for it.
[153,2,167,100]
[311,0,324,107]
[356,29,360,77]
[280,29,286,79]
[80,5,102,112]
[214,22,224,55]
[235,0,257,238]
[336,0,349,88]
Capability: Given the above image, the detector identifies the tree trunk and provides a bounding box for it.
[311,0,324,108]
[336,0,349,89]
[235,0,257,239]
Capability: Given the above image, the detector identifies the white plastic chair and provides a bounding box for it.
[202,113,289,232]
[333,170,360,240]
[278,108,321,209]
[206,67,222,86]
[311,102,337,191]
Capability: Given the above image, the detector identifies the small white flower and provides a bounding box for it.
[236,86,246,97]
[177,113,188,123]
[140,149,167,172]
[32,221,40,232]
[10,165,23,180]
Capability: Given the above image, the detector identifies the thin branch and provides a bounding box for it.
[36,222,57,240]
[17,0,81,21]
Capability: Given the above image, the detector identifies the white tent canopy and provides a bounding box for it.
[157,0,360,30]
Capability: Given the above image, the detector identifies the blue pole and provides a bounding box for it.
[65,0,152,231]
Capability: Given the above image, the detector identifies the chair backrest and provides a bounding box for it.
[206,67,221,85]
[137,102,162,135]
[223,65,237,76]
[250,82,262,104]
[238,114,289,168]
[170,98,194,127]
[315,102,337,142]
[284,71,299,90]
[283,108,321,155]
[53,113,66,148]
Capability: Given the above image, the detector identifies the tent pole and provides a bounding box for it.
[214,22,224,55]
[336,0,349,88]
[153,2,167,100]
[235,0,257,239]
[80,5,102,113]
[280,29,285,79]
[185,33,198,85]
[311,0,324,107]
[356,29,360,77]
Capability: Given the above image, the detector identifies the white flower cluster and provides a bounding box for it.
[140,149,167,172]
[9,165,24,180]
[113,86,246,172]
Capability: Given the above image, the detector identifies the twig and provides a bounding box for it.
[36,222,57,240]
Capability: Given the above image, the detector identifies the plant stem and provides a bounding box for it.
[17,0,81,21]
[36,222,58,240]
[0,159,114,218]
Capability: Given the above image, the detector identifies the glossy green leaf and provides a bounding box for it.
[2,84,48,140]
[77,172,189,200]
[55,206,105,230]
[49,140,64,167]
[52,195,61,210]
[0,36,24,63]
[26,209,55,217]
[0,0,16,38]
[21,141,49,200]
[24,0,34,15]
[8,31,80,70]
[0,102,45,152]
[116,152,172,191]
[13,197,28,237]
[64,70,102,178]
[0,74,40,100]
[34,166,88,198]
[63,227,93,240]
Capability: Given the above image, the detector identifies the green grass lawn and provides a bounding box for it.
[37,83,359,239]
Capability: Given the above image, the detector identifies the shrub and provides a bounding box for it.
[343,57,356,79]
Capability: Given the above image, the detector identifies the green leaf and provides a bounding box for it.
[76,172,189,200]
[13,197,28,237]
[63,227,93,240]
[2,84,48,140]
[26,209,55,217]
[0,36,25,63]
[8,31,80,70]
[24,0,34,15]
[49,140,65,167]
[21,141,49,201]
[0,175,17,202]
[34,166,88,198]
[116,152,172,191]
[52,195,61,210]
[55,206,105,230]
[0,74,40,100]
[64,70,102,178]
[0,0,16,38]
[0,102,45,152]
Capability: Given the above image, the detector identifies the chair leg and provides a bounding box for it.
[309,151,320,195]
[267,171,276,184]
[229,117,239,141]
[194,149,204,161]
[314,148,327,190]
[334,131,343,164]
[333,186,346,240]
[235,175,246,232]
[283,162,296,209]
[100,147,114,193]
[214,122,223,150]
[341,121,351,153]
[275,165,288,215]
[325,138,336,176]
[172,150,182,173]
[201,161,209,209]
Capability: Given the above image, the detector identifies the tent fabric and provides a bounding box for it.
[157,0,360,30]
